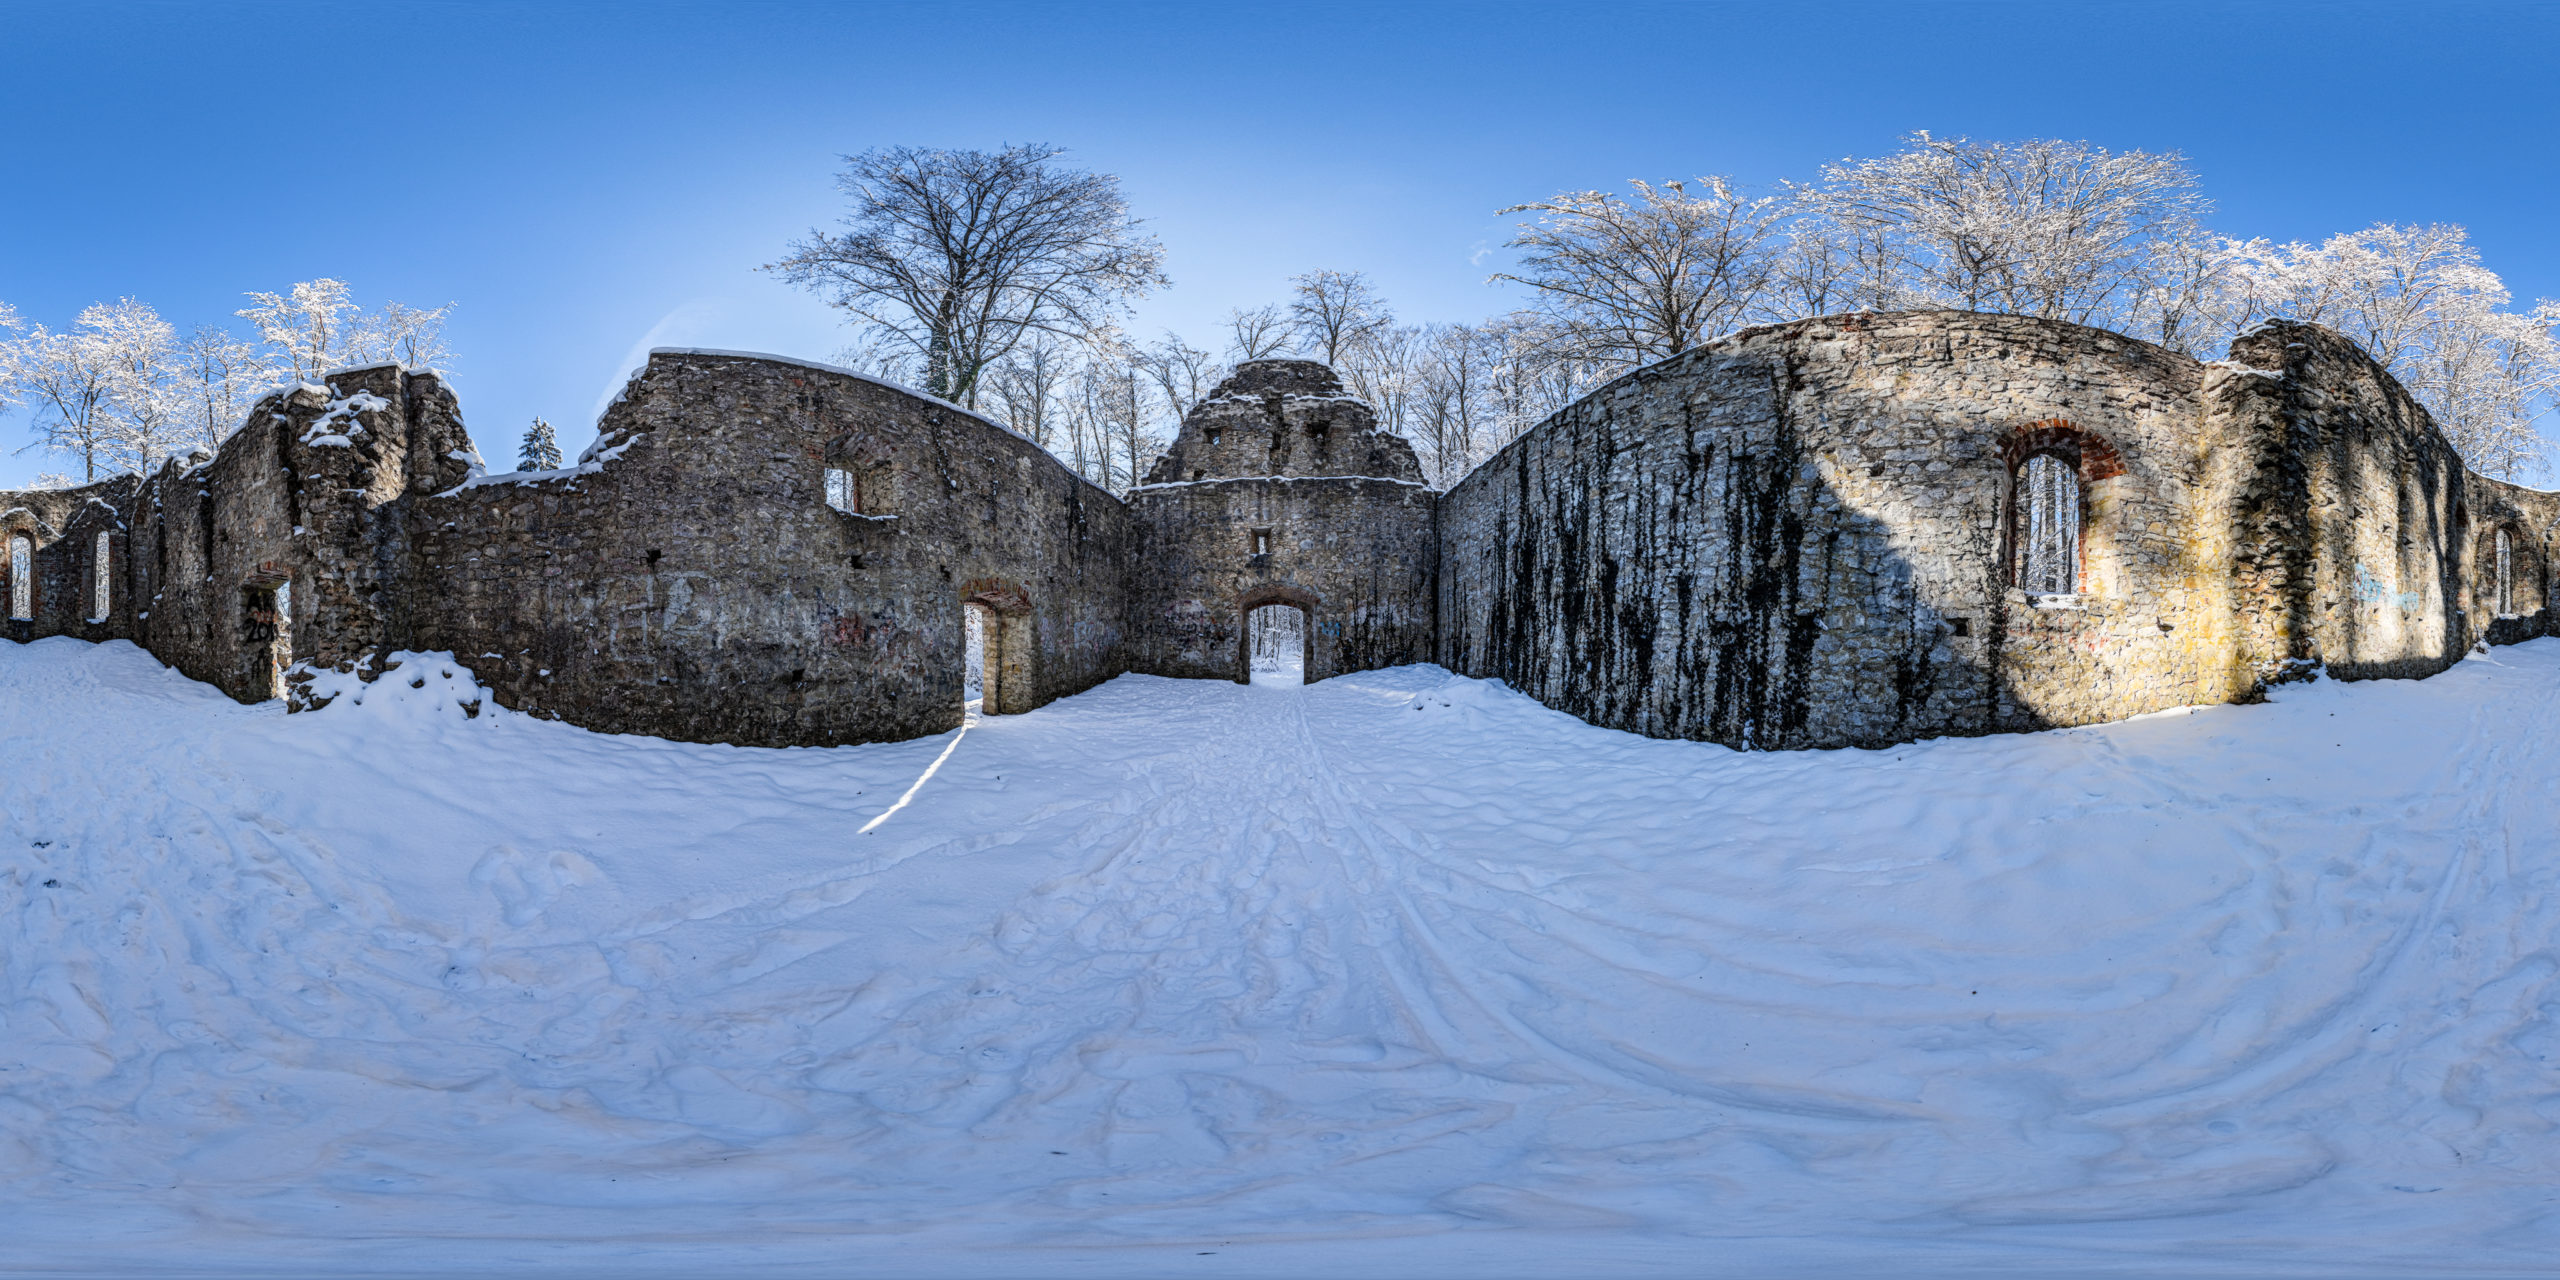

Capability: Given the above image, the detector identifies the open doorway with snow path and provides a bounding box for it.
[960,579,1036,716]
[962,601,991,719]
[1247,602,1307,687]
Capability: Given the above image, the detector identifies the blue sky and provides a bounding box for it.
[2,0,2555,485]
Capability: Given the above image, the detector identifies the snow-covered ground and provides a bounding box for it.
[5,637,2559,1279]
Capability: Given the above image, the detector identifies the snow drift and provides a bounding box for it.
[4,638,2558,1278]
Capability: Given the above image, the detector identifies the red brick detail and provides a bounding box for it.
[2000,418,2125,482]
[960,576,1033,616]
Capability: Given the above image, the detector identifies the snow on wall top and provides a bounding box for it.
[640,347,1128,506]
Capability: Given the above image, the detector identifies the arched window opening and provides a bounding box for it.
[8,534,30,621]
[1247,603,1307,687]
[91,532,111,622]
[2494,527,2516,615]
[2016,453,2081,595]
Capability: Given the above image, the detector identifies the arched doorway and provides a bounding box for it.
[1235,586,1318,686]
[960,578,1035,715]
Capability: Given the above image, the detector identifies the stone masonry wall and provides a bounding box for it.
[7,315,2540,757]
[405,351,1137,747]
[136,365,476,703]
[1438,312,2244,750]
[1126,360,1435,682]
[1144,359,1425,485]
[0,476,144,646]
[2466,473,2560,645]
[1126,476,1436,682]
[3,366,471,703]
[2207,321,2470,683]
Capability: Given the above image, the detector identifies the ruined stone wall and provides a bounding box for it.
[1126,476,1436,682]
[1437,312,2242,750]
[130,365,475,703]
[3,367,469,702]
[0,476,144,645]
[1144,359,1425,485]
[2465,473,2560,645]
[2207,321,2471,682]
[404,351,1136,746]
[1125,359,1435,682]
[7,315,2541,757]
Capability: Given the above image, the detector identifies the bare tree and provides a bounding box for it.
[1223,304,1291,362]
[2229,223,2559,478]
[1794,132,2207,325]
[238,279,449,378]
[767,143,1168,408]
[362,300,455,369]
[87,299,190,472]
[1408,323,1498,486]
[1,313,117,480]
[982,334,1076,450]
[1136,331,1222,421]
[174,323,276,453]
[1287,270,1393,366]
[1494,176,1784,365]
[238,279,363,381]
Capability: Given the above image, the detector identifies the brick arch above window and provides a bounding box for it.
[1999,419,2126,483]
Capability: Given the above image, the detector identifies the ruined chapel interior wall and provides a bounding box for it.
[2210,322,2470,681]
[0,477,144,645]
[407,353,1135,747]
[1126,477,1435,682]
[1438,312,2240,751]
[2464,473,2559,644]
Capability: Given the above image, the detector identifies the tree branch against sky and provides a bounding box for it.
[766,144,1168,408]
[1493,176,1785,365]
[1286,270,1393,366]
[1791,132,2208,325]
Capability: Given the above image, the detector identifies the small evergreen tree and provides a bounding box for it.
[518,416,562,470]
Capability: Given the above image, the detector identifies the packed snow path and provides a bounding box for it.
[5,638,2559,1279]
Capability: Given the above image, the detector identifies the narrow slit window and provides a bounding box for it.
[1252,529,1271,556]
[2495,527,2514,615]
[8,534,30,620]
[2018,453,2081,595]
[91,532,110,621]
[825,467,857,514]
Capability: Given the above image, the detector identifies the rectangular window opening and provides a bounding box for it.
[91,532,111,622]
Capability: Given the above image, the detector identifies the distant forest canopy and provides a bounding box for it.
[9,133,2554,493]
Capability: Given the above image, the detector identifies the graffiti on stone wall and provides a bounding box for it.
[2352,563,2423,612]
